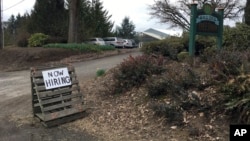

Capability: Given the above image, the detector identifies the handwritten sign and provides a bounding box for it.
[42,68,71,90]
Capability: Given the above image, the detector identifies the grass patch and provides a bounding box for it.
[96,69,106,77]
[44,43,115,53]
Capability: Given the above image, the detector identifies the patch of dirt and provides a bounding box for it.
[64,63,231,141]
[1,47,232,140]
[0,47,136,72]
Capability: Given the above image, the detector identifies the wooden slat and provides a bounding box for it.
[43,100,82,112]
[31,65,74,70]
[37,86,80,98]
[40,93,82,105]
[36,111,86,127]
[36,107,85,121]
[31,67,75,78]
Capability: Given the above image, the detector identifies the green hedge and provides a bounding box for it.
[141,37,184,60]
[28,33,49,47]
[43,43,115,52]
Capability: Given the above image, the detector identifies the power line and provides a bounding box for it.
[2,0,25,12]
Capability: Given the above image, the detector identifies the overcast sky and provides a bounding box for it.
[2,0,244,32]
[2,0,173,32]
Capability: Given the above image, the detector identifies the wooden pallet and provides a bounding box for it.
[30,65,86,127]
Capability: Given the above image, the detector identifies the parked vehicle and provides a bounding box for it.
[103,37,124,48]
[130,39,138,48]
[123,39,133,48]
[86,38,106,45]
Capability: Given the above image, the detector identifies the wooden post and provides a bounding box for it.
[217,8,224,50]
[188,3,197,56]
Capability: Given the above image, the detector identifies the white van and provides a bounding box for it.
[103,37,124,48]
[123,39,133,48]
[86,38,106,46]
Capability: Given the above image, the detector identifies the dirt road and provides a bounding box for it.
[0,51,141,141]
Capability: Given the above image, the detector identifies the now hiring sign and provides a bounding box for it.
[42,68,72,90]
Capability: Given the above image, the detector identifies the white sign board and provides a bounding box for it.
[42,68,72,90]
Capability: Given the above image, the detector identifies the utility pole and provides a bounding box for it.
[0,0,2,50]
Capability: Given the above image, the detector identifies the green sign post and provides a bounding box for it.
[189,3,224,56]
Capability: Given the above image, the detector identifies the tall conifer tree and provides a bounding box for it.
[29,0,68,37]
[245,0,250,25]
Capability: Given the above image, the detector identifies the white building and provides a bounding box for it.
[138,28,182,47]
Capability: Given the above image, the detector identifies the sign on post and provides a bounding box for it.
[189,3,224,56]
[42,67,72,90]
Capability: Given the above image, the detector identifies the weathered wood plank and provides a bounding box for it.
[40,93,82,105]
[43,100,82,112]
[36,106,86,121]
[36,111,86,127]
[36,86,80,98]
[31,67,75,78]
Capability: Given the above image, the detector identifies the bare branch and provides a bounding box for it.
[149,0,245,30]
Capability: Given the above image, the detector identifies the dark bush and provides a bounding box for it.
[17,37,29,47]
[141,37,184,60]
[214,50,250,124]
[207,50,246,82]
[47,36,68,44]
[16,32,30,47]
[195,36,217,54]
[152,104,183,125]
[222,74,250,124]
[147,77,176,98]
[199,46,217,63]
[223,23,250,50]
[112,55,165,94]
[146,63,204,98]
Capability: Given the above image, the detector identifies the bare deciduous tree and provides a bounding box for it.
[149,0,245,31]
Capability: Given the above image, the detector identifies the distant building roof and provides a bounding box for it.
[141,28,182,40]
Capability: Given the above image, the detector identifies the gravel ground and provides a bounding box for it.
[0,50,141,141]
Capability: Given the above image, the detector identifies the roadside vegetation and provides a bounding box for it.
[120,23,250,125]
[71,23,250,141]
[44,43,115,53]
[27,32,115,53]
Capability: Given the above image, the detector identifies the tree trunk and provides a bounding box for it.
[68,0,79,43]
[245,0,250,25]
[0,0,3,49]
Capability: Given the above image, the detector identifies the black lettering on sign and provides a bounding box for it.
[42,68,71,90]
[53,70,64,77]
[48,72,53,78]
[61,76,71,84]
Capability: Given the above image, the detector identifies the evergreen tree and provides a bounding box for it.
[7,15,16,37]
[90,0,113,37]
[245,0,250,25]
[77,0,92,40]
[29,0,68,38]
[77,0,113,40]
[116,17,136,39]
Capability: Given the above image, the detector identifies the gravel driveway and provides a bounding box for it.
[0,51,141,141]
